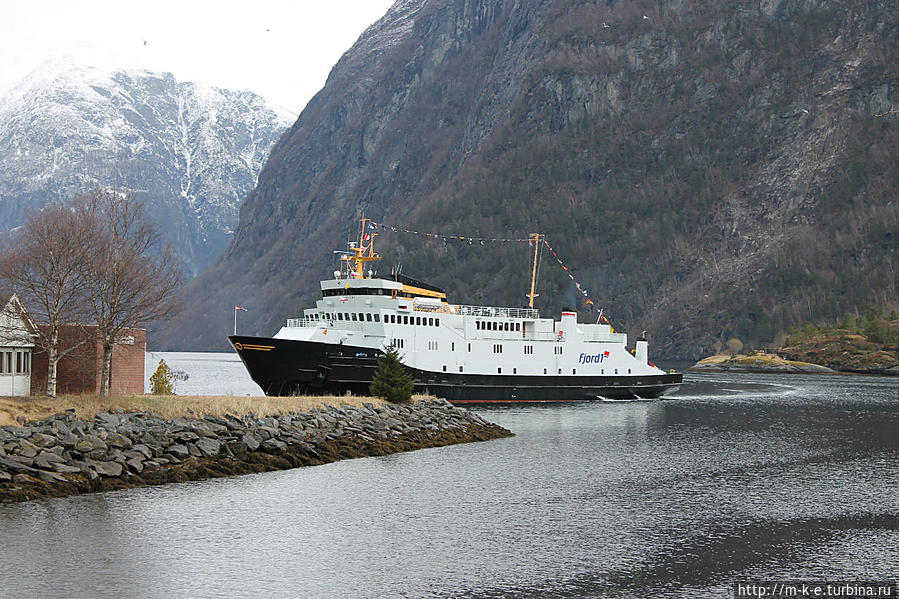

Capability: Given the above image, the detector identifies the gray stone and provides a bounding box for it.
[261,438,287,454]
[0,455,35,471]
[28,432,57,448]
[125,458,144,473]
[194,438,222,458]
[241,434,260,452]
[36,470,69,483]
[88,460,123,477]
[74,435,108,453]
[166,444,190,460]
[105,432,132,449]
[131,444,153,459]
[49,462,83,474]
[0,470,11,482]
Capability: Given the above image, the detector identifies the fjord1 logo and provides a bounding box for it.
[579,351,610,364]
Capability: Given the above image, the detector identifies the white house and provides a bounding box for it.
[0,293,36,396]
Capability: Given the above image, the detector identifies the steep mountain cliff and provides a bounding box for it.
[0,64,290,277]
[166,0,897,358]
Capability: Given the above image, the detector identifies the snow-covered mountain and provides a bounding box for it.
[0,63,291,276]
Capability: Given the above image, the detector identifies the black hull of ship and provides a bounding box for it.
[229,335,682,403]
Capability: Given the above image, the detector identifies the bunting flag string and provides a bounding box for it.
[371,221,613,326]
[541,239,612,326]
[370,221,531,244]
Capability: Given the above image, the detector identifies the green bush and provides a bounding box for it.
[370,343,414,404]
[149,359,189,395]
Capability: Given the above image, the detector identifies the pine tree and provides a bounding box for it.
[370,343,414,404]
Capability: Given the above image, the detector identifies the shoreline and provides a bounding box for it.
[0,398,513,504]
[688,352,898,375]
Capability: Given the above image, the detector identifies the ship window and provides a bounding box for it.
[351,313,358,321]
[543,368,547,374]
[601,369,604,374]
[459,366,463,372]
[558,369,562,374]
[515,323,520,331]
[615,369,619,374]
[497,367,502,374]
[476,321,481,330]
[435,318,439,326]
[428,317,434,326]
[628,369,631,374]
[504,323,509,331]
[337,313,343,320]
[513,368,517,374]
[358,313,364,321]
[366,313,372,322]
[468,343,471,352]
[443,365,447,372]
[374,314,380,322]
[573,369,576,375]
[403,315,409,325]
[451,342,455,351]
[416,317,422,326]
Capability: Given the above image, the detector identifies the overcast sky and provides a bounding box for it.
[0,0,396,114]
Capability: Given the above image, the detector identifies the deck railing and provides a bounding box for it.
[449,305,540,319]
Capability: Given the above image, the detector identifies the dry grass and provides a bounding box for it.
[0,393,436,427]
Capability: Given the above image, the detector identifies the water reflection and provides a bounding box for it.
[1,372,897,598]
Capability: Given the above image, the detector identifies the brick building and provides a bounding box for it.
[30,325,146,395]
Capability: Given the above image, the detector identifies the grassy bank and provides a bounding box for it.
[0,394,436,427]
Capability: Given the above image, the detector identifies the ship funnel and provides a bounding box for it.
[635,331,648,365]
[559,309,577,339]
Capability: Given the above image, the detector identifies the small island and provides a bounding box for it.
[691,311,899,376]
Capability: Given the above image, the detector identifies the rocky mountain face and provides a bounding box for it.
[0,64,290,277]
[165,0,897,358]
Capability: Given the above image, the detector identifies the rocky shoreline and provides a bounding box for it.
[689,353,837,374]
[0,399,512,503]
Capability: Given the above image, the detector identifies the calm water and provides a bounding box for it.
[2,355,897,598]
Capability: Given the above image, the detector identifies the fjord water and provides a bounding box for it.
[1,357,896,598]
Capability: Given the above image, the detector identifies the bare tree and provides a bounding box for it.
[75,189,184,396]
[0,204,92,397]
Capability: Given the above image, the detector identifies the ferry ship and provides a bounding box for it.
[229,219,681,403]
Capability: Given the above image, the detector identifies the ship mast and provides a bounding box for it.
[526,233,543,309]
[341,217,380,278]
